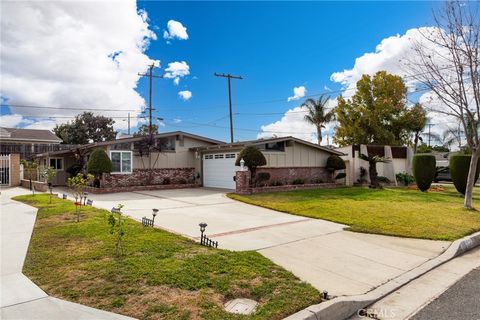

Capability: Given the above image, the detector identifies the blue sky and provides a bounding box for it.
[1,1,448,143]
[136,1,442,142]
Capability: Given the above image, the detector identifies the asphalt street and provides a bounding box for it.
[411,268,480,320]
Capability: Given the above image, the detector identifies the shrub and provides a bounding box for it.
[450,154,480,195]
[87,148,112,188]
[377,176,390,184]
[270,180,284,186]
[357,167,368,184]
[292,178,305,185]
[236,146,267,185]
[311,177,324,184]
[326,155,346,172]
[396,172,415,186]
[334,173,346,180]
[162,177,171,185]
[412,154,436,192]
[177,178,187,184]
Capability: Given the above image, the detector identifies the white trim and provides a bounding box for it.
[109,150,132,174]
[48,157,64,171]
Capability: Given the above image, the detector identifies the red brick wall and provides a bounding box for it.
[235,171,251,195]
[256,167,331,185]
[102,168,197,188]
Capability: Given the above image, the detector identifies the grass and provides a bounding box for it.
[228,185,480,241]
[15,194,320,320]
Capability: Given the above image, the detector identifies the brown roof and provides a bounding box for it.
[191,136,344,156]
[35,131,225,157]
[0,127,62,143]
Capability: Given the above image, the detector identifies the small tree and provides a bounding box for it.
[87,148,112,188]
[412,155,436,192]
[21,160,39,195]
[359,154,391,189]
[40,166,57,203]
[235,146,267,186]
[326,155,346,182]
[67,173,94,222]
[108,204,126,257]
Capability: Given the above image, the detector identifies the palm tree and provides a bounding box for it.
[302,95,335,145]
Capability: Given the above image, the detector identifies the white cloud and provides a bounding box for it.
[0,114,25,127]
[257,99,337,144]
[0,0,157,131]
[164,61,190,85]
[287,86,307,102]
[178,90,192,101]
[163,20,188,40]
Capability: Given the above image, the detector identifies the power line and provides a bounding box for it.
[1,104,138,112]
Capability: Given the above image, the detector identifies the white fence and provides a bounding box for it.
[0,154,11,186]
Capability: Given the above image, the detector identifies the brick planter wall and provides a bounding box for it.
[102,168,197,188]
[256,167,331,185]
[20,179,48,192]
[235,168,343,195]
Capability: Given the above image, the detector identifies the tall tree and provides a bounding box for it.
[302,95,335,145]
[54,112,116,144]
[135,124,159,136]
[405,1,480,209]
[334,71,413,146]
[405,103,427,153]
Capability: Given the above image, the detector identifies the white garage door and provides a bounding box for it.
[203,153,239,189]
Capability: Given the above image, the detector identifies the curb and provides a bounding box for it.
[284,231,480,320]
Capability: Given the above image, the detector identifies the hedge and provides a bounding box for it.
[450,154,480,195]
[412,154,436,192]
[87,148,112,176]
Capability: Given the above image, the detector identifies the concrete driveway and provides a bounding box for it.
[63,187,451,297]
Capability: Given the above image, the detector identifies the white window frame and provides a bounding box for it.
[109,151,132,174]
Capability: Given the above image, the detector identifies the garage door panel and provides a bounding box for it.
[203,154,238,189]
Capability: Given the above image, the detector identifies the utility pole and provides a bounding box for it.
[127,113,130,135]
[214,72,243,143]
[138,64,162,135]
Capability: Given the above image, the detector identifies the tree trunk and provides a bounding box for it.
[317,126,322,145]
[369,161,380,188]
[464,146,480,209]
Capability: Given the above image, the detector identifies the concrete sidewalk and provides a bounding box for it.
[349,247,480,320]
[70,187,450,297]
[0,188,134,320]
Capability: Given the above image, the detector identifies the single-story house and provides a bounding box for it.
[335,144,413,186]
[36,131,223,187]
[192,136,345,189]
[0,127,65,159]
[36,131,344,191]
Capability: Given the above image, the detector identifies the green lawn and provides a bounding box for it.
[15,194,319,320]
[229,186,480,241]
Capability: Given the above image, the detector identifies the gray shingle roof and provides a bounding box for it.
[0,127,62,143]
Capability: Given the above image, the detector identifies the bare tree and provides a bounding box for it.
[404,1,480,209]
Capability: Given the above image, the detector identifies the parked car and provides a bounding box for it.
[434,166,451,182]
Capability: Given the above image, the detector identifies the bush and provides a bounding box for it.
[412,154,436,192]
[357,167,368,184]
[396,172,415,186]
[310,177,324,184]
[334,173,346,180]
[87,149,112,176]
[236,146,267,186]
[377,176,390,184]
[450,154,480,195]
[162,177,171,185]
[270,180,284,186]
[292,178,305,185]
[326,155,346,172]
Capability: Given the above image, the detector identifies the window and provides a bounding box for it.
[110,151,132,173]
[49,158,63,170]
[258,141,285,152]
[214,154,224,159]
[156,137,176,151]
[225,153,236,159]
[204,154,213,160]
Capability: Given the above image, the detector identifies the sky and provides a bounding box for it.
[1,1,460,145]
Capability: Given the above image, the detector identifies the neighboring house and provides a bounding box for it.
[36,131,223,187]
[192,136,344,189]
[0,127,65,159]
[336,144,413,186]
